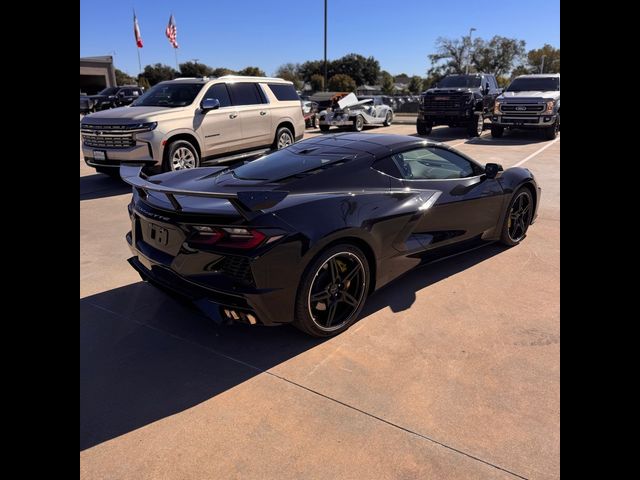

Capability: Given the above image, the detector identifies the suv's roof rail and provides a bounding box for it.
[218,75,291,83]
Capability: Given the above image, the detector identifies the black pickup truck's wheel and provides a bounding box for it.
[468,113,484,137]
[491,125,504,138]
[352,115,364,132]
[417,121,432,135]
[294,244,370,337]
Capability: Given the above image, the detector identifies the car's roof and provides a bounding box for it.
[293,133,452,158]
[515,73,560,78]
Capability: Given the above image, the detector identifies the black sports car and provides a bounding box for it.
[122,133,540,337]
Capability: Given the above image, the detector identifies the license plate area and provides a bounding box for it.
[93,150,106,161]
[148,223,169,246]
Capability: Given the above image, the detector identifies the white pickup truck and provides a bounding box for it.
[491,74,560,140]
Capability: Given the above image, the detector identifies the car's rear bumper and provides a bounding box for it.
[126,231,294,327]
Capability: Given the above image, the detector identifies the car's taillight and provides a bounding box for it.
[189,226,266,249]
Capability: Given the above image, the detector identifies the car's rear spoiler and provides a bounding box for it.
[119,165,287,220]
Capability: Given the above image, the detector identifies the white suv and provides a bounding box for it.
[81,76,305,175]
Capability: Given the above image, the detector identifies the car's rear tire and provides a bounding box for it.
[468,113,484,137]
[310,116,317,128]
[162,139,200,172]
[352,115,364,132]
[417,121,432,135]
[491,125,504,138]
[319,124,330,132]
[500,187,534,246]
[383,111,393,126]
[274,126,294,150]
[293,244,370,337]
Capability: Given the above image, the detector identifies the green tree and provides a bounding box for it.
[394,73,410,84]
[380,71,395,95]
[179,61,213,78]
[408,75,424,94]
[428,37,467,76]
[310,74,325,92]
[526,44,560,73]
[137,76,151,90]
[274,63,303,90]
[470,36,526,77]
[237,66,266,77]
[140,63,178,86]
[428,35,525,78]
[115,68,136,86]
[330,53,380,86]
[328,74,356,92]
[211,67,236,77]
[299,60,325,82]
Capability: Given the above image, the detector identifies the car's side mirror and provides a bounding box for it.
[201,98,220,111]
[484,163,504,179]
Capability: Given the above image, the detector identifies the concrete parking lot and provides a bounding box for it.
[80,123,559,479]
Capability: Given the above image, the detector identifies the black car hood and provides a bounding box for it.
[425,87,480,95]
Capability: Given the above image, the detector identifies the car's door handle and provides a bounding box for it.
[260,111,267,116]
[229,113,238,119]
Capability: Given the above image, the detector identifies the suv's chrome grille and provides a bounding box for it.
[500,104,545,113]
[81,124,136,148]
[82,132,135,148]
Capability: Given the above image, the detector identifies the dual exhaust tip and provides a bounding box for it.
[222,308,258,325]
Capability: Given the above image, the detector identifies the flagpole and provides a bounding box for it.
[137,48,142,75]
[174,48,179,71]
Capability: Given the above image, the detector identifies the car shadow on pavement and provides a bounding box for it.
[360,243,506,318]
[80,173,130,201]
[412,126,555,146]
[80,243,505,452]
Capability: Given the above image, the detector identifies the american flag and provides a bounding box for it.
[165,14,178,49]
[133,11,143,48]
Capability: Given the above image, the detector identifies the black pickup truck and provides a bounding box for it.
[80,85,144,113]
[417,73,502,137]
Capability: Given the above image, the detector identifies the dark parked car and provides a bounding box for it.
[417,74,502,137]
[121,133,540,337]
[80,85,144,113]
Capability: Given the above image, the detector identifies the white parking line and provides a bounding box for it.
[512,137,559,167]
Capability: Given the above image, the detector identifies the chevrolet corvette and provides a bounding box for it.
[122,133,540,337]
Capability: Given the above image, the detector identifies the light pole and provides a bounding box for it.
[465,28,476,75]
[324,0,328,91]
[540,55,546,73]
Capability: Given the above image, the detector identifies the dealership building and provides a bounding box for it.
[80,56,116,95]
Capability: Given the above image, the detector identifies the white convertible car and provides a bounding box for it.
[318,93,394,132]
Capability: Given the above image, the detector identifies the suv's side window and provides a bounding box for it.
[390,147,481,180]
[227,83,265,106]
[204,83,232,108]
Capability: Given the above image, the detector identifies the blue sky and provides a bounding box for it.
[80,0,560,77]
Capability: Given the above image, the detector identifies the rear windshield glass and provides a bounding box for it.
[438,76,481,88]
[233,148,353,181]
[268,83,300,101]
[507,77,559,92]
